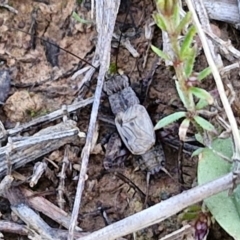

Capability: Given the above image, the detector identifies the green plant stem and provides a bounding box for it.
[166,16,195,112]
[172,52,195,112]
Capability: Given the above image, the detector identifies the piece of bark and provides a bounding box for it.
[20,187,82,231]
[0,120,80,177]
[3,187,87,239]
[203,0,240,26]
[0,220,28,236]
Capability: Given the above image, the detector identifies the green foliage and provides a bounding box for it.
[154,111,186,130]
[196,98,208,110]
[108,63,118,74]
[26,109,38,117]
[76,0,83,5]
[172,2,180,27]
[183,46,197,78]
[152,1,240,236]
[193,116,215,132]
[233,185,240,217]
[151,45,170,61]
[195,132,204,144]
[198,137,240,239]
[190,87,213,104]
[26,109,48,118]
[180,26,197,57]
[72,11,92,24]
[176,12,192,35]
[156,0,165,13]
[178,204,202,221]
[153,13,167,32]
[152,0,214,141]
[175,81,189,109]
[191,147,204,157]
[197,67,212,81]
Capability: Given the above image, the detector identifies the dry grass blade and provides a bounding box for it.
[68,1,121,239]
[186,0,240,163]
[79,173,238,240]
[159,224,194,240]
[5,97,94,137]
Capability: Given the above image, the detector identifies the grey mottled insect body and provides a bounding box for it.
[115,104,155,155]
[104,75,139,115]
[138,144,165,174]
[104,74,165,174]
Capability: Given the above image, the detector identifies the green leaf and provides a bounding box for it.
[233,185,240,217]
[190,87,213,104]
[178,212,198,221]
[153,13,167,32]
[193,116,215,132]
[195,133,204,144]
[197,67,212,81]
[151,45,170,61]
[198,137,240,240]
[72,11,92,24]
[175,81,188,108]
[175,81,195,110]
[154,111,186,130]
[196,98,208,110]
[156,0,165,13]
[172,1,180,27]
[183,47,196,78]
[165,0,174,15]
[108,63,118,74]
[180,26,197,56]
[176,12,192,35]
[191,147,204,157]
[185,204,202,212]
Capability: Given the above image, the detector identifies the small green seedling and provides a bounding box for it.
[152,2,240,238]
[152,0,214,141]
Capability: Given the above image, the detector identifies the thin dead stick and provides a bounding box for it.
[6,97,94,138]
[67,1,121,239]
[21,188,82,231]
[159,224,194,240]
[0,220,28,236]
[0,120,80,178]
[57,145,69,209]
[79,173,238,240]
[205,30,240,62]
[194,0,222,67]
[221,62,240,74]
[11,204,55,240]
[186,0,240,161]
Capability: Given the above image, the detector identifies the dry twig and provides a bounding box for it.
[57,145,70,209]
[4,97,93,138]
[79,173,239,240]
[187,0,240,179]
[0,120,80,177]
[68,1,121,239]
